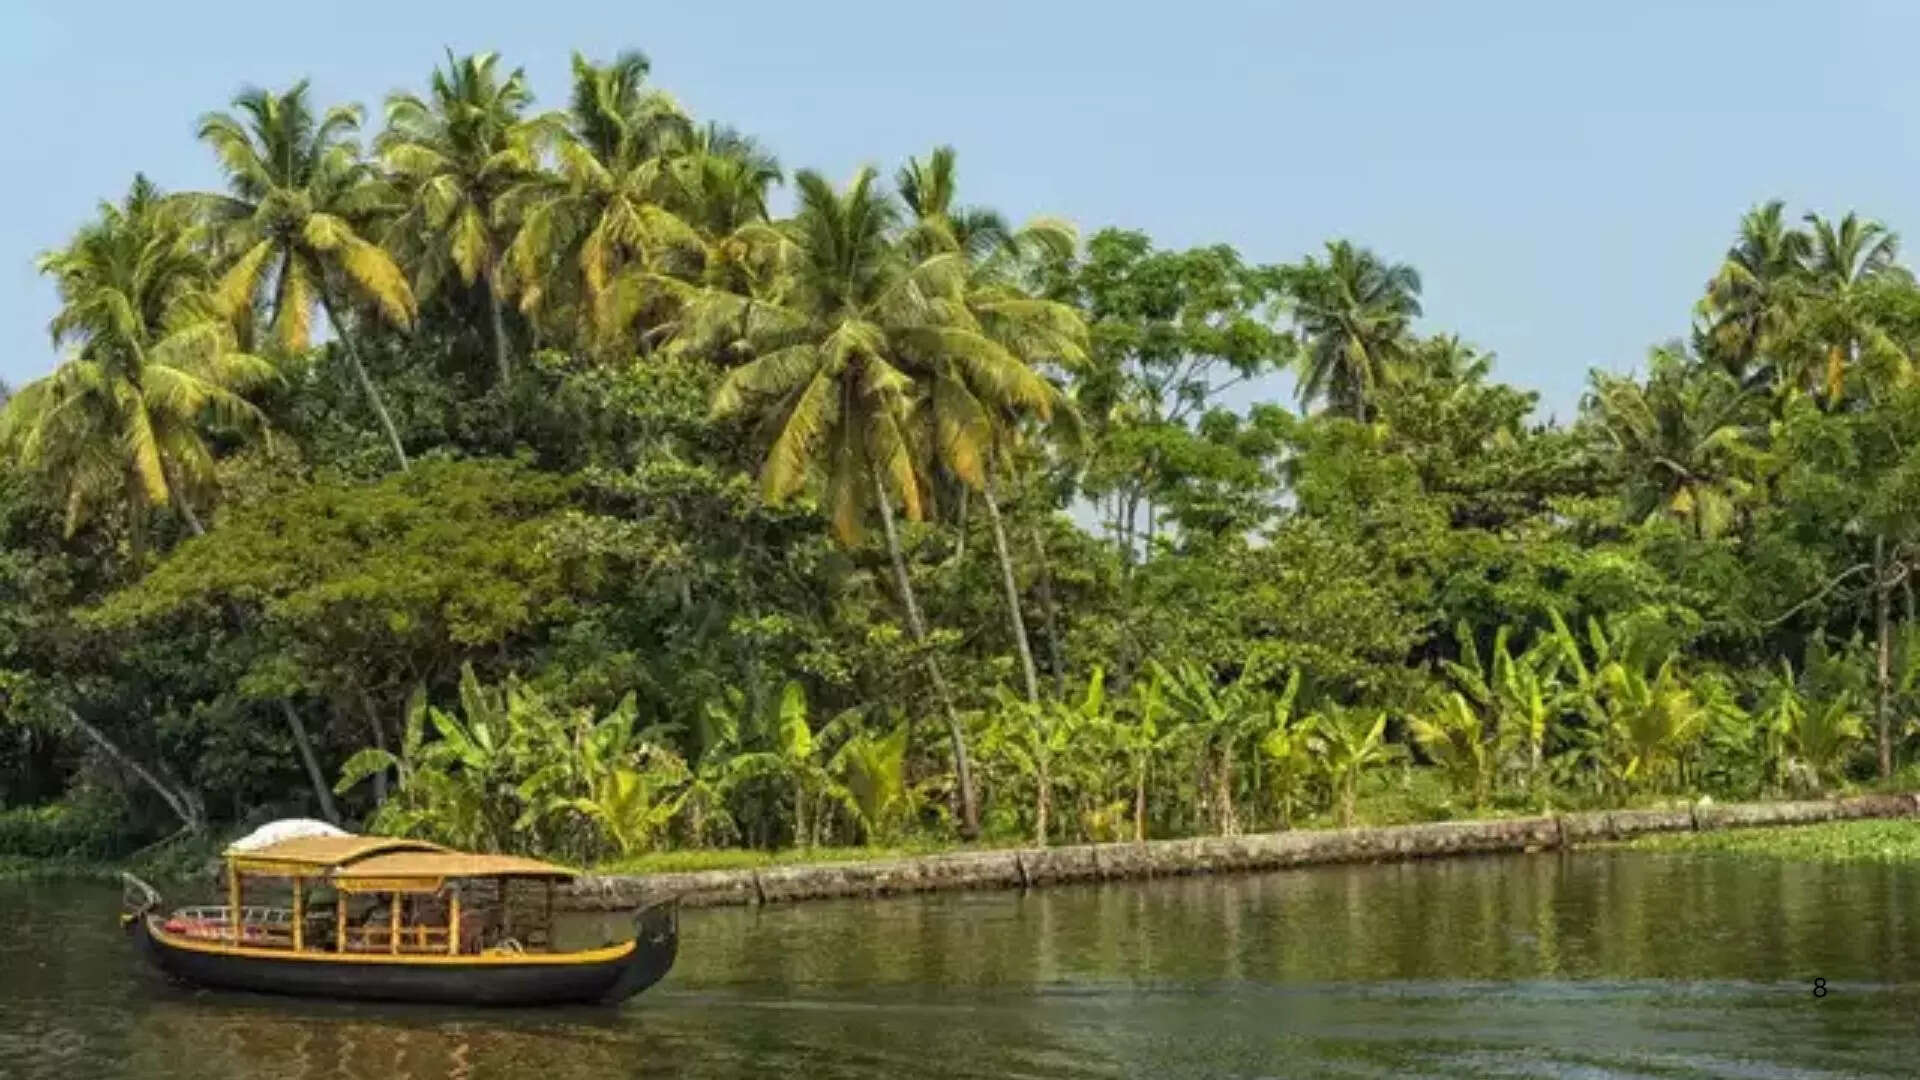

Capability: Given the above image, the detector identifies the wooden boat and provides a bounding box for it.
[121,832,676,1006]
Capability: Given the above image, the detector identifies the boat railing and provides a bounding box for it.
[162,905,303,944]
[170,904,296,926]
[340,924,454,954]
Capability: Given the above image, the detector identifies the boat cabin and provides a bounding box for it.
[174,834,577,957]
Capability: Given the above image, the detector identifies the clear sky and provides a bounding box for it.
[8,0,1920,420]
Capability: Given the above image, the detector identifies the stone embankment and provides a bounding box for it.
[561,793,1920,911]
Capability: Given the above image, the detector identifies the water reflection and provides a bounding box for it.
[6,851,1920,1078]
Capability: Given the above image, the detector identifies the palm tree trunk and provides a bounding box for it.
[1035,753,1050,846]
[1132,762,1147,842]
[486,272,512,390]
[982,466,1041,704]
[1876,535,1894,779]
[1031,526,1066,699]
[166,464,206,538]
[870,462,980,839]
[318,287,410,473]
[953,487,968,564]
[281,700,341,825]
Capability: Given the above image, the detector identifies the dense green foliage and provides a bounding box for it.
[6,51,1920,864]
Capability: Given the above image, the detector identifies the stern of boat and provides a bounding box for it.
[603,896,678,1003]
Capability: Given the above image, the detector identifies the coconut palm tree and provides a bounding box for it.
[894,145,1085,703]
[1794,211,1908,401]
[194,81,417,470]
[1,176,272,551]
[1286,240,1422,420]
[693,167,1001,837]
[1699,201,1811,388]
[500,50,702,351]
[378,50,542,389]
[598,123,794,348]
[896,145,1016,262]
[1585,348,1758,540]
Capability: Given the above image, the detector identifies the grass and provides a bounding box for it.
[598,839,979,875]
[0,855,117,882]
[1628,818,1920,865]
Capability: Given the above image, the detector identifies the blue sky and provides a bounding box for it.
[7,0,1920,420]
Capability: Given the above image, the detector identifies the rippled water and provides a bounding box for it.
[4,850,1920,1078]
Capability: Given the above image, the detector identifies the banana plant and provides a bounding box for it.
[720,681,856,848]
[1312,704,1398,826]
[1256,671,1313,828]
[1758,662,1865,791]
[1117,669,1183,841]
[1156,657,1274,837]
[554,749,692,856]
[1445,619,1568,794]
[1595,657,1710,794]
[828,717,916,844]
[336,673,517,851]
[1407,690,1497,808]
[983,668,1106,846]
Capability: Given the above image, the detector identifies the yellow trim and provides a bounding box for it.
[147,917,635,966]
[229,857,331,876]
[227,863,241,946]
[335,876,442,895]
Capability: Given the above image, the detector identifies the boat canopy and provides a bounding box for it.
[224,834,448,876]
[220,832,577,892]
[330,852,578,894]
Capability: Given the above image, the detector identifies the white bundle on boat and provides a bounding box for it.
[225,818,349,852]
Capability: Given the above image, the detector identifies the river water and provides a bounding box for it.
[3,850,1918,1078]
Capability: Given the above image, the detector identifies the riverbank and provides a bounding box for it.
[562,793,1920,910]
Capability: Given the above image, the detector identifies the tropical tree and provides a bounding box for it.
[893,146,1086,703]
[1441,620,1568,790]
[337,666,689,860]
[194,81,417,469]
[500,50,700,350]
[896,145,1019,261]
[1285,240,1423,420]
[378,49,542,389]
[1794,211,1908,401]
[1595,659,1713,794]
[1,176,272,549]
[665,124,790,300]
[1699,200,1810,388]
[694,167,1002,836]
[1586,348,1758,540]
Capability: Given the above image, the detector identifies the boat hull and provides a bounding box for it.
[130,902,677,1007]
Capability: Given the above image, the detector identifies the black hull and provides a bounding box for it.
[130,902,677,1007]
